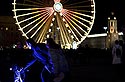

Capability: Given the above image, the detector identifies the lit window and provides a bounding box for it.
[6,28,8,30]
[1,28,3,30]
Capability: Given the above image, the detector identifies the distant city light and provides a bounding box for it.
[52,18,55,21]
[103,27,107,30]
[47,35,49,38]
[50,23,53,26]
[54,12,56,15]
[10,68,12,70]
[6,27,8,30]
[87,32,123,38]
[49,29,51,32]
[72,41,77,49]
[57,27,60,30]
[114,17,116,19]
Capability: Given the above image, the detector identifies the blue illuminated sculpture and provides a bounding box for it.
[26,39,54,82]
[12,38,54,82]
[26,39,54,73]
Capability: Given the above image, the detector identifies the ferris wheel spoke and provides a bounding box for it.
[21,13,46,30]
[61,0,69,5]
[17,13,44,24]
[51,17,66,45]
[56,13,72,45]
[59,27,67,45]
[66,10,92,28]
[63,0,93,9]
[12,8,48,12]
[64,0,89,7]
[68,12,90,23]
[60,22,71,44]
[54,0,61,3]
[24,0,44,6]
[63,0,94,8]
[31,13,54,39]
[63,13,83,39]
[65,12,92,33]
[63,8,88,42]
[14,3,43,8]
[64,21,80,41]
[15,7,53,25]
[22,12,49,30]
[37,14,54,43]
[67,14,89,34]
[64,5,91,9]
[65,9,91,13]
[30,8,54,38]
[25,14,50,35]
[14,10,45,18]
[63,13,83,37]
[68,10,94,19]
[63,15,80,41]
[21,8,53,30]
[62,20,73,44]
[29,14,49,36]
[65,12,88,35]
[24,0,44,5]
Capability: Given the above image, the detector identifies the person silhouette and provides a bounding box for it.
[112,40,122,64]
[46,38,69,82]
[121,28,125,64]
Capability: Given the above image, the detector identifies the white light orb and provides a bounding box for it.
[53,2,63,12]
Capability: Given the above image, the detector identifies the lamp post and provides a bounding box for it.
[103,27,107,49]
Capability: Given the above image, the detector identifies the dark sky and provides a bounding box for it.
[0,0,125,34]
[92,0,125,34]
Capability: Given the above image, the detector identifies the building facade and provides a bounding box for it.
[0,16,26,48]
[82,13,123,49]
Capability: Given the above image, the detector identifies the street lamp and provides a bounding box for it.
[103,27,107,49]
[103,27,107,32]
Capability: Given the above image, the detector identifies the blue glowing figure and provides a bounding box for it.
[26,39,54,82]
[12,65,25,82]
[12,59,37,82]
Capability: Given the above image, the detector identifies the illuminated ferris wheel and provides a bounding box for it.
[12,0,95,48]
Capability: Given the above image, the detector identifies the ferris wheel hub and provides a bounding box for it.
[53,2,63,12]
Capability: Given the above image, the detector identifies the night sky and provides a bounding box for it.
[0,0,125,34]
[93,0,125,34]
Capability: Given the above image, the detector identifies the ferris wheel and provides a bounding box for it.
[12,0,95,48]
